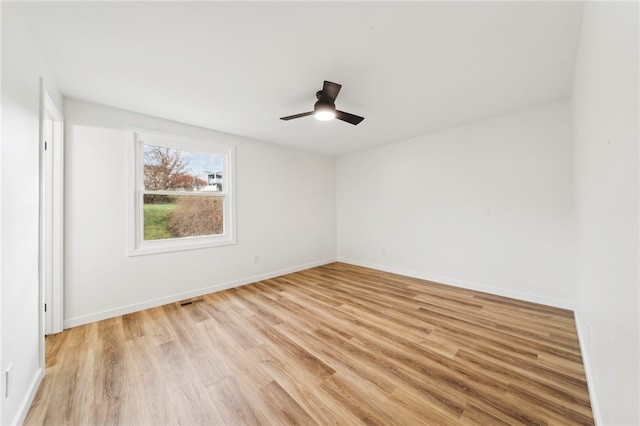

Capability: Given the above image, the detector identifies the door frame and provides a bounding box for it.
[39,79,64,354]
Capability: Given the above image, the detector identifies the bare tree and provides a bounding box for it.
[144,146,192,190]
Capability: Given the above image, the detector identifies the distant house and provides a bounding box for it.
[196,171,222,192]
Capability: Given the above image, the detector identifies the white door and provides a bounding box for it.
[44,111,54,334]
[41,90,64,336]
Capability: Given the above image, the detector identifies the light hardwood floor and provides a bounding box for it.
[25,263,593,425]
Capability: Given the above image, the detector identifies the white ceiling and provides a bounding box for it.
[11,1,584,157]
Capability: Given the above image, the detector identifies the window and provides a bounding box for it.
[128,129,235,255]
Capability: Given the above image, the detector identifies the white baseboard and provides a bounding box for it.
[573,311,602,426]
[337,257,576,310]
[63,258,337,329]
[12,367,43,426]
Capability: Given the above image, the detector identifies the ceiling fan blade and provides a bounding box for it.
[336,110,365,125]
[321,81,342,102]
[280,111,314,121]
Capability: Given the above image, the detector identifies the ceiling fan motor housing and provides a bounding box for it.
[314,98,335,112]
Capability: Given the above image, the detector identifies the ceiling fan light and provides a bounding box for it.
[315,109,336,121]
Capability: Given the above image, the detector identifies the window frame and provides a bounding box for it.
[127,128,236,256]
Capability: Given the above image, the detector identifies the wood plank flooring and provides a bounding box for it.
[25,263,594,425]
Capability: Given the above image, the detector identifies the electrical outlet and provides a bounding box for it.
[254,255,260,264]
[5,363,13,398]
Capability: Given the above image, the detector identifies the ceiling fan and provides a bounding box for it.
[280,80,365,125]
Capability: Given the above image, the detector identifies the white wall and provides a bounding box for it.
[337,101,577,308]
[63,99,336,327]
[1,6,63,425]
[572,2,639,425]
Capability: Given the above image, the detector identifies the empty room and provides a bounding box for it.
[1,1,638,425]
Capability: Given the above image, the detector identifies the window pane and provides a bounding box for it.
[143,194,223,241]
[143,144,224,192]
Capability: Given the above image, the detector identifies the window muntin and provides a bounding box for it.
[129,130,235,255]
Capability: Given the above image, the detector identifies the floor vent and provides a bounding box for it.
[179,298,204,307]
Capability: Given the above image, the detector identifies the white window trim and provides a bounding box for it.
[127,128,236,256]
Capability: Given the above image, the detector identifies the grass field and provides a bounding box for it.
[144,203,176,240]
